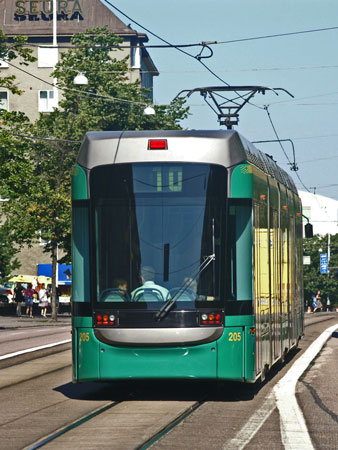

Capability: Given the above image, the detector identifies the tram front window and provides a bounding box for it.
[90,163,226,309]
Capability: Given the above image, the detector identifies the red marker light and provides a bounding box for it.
[148,139,168,150]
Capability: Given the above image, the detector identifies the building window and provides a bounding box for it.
[131,45,141,69]
[38,47,58,68]
[0,91,9,110]
[39,90,57,112]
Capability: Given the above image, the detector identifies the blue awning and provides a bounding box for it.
[38,264,72,285]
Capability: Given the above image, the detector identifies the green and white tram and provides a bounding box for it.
[72,130,304,383]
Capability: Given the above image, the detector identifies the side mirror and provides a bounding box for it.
[305,223,313,238]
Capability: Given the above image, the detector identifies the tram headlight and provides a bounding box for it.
[109,314,116,322]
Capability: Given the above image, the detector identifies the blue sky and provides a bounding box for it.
[104,0,338,200]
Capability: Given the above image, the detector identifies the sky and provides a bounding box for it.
[103,0,338,201]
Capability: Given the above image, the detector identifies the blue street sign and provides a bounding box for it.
[320,253,328,274]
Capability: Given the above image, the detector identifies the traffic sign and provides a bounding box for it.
[320,253,328,274]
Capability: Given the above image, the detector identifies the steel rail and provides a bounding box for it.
[23,401,121,450]
[136,400,205,450]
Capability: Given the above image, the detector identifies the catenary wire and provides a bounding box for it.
[5,60,153,108]
[101,0,232,87]
[263,106,311,193]
[13,24,338,50]
[6,8,332,180]
[217,25,338,45]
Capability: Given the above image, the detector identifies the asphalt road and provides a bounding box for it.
[0,312,337,449]
[0,325,71,357]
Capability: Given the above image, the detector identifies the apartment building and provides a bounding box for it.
[0,0,158,121]
[0,0,158,275]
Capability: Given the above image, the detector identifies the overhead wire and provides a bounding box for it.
[101,0,232,87]
[216,25,338,45]
[11,24,338,51]
[6,3,337,186]
[263,105,311,193]
[5,60,152,108]
[101,0,316,169]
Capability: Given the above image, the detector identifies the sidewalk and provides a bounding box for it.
[0,313,71,329]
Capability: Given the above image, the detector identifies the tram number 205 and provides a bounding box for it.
[228,332,242,342]
[80,332,90,342]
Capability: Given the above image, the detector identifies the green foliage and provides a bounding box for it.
[303,233,338,305]
[52,26,189,136]
[31,26,189,262]
[0,30,36,94]
[0,224,20,283]
[0,26,188,318]
[0,27,189,298]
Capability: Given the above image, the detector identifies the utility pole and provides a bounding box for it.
[52,0,58,107]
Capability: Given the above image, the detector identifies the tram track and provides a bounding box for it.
[1,314,337,450]
[136,400,204,450]
[24,400,121,450]
[23,399,206,450]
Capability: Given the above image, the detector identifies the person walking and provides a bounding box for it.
[326,297,331,312]
[313,290,323,312]
[14,282,25,317]
[39,283,48,317]
[25,283,34,318]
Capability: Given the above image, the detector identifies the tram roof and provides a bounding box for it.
[77,130,297,194]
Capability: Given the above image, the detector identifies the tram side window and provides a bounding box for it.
[227,203,253,301]
[72,203,90,302]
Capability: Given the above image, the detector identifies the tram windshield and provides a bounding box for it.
[90,163,226,309]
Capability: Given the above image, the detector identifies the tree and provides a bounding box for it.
[0,224,20,283]
[0,110,37,283]
[0,30,36,93]
[2,26,189,320]
[303,233,338,307]
[0,31,36,281]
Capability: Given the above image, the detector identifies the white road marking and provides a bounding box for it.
[0,339,71,360]
[224,393,276,450]
[224,323,338,450]
[274,323,338,450]
[7,331,26,335]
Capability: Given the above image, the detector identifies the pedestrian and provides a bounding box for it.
[38,283,48,317]
[326,297,331,312]
[14,282,25,317]
[313,290,323,313]
[32,277,38,291]
[25,283,34,318]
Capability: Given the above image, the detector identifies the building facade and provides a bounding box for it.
[0,0,158,275]
[0,0,158,121]
[299,190,338,236]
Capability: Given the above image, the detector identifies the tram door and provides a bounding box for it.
[270,210,281,361]
[289,215,296,346]
[254,201,270,375]
[280,200,289,355]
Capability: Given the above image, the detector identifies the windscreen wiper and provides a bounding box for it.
[155,253,215,321]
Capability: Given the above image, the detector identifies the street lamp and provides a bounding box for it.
[143,106,155,115]
[73,73,88,85]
